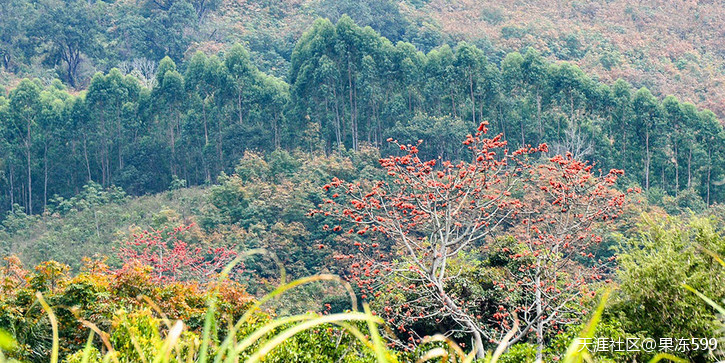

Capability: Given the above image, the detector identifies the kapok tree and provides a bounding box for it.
[315,122,628,359]
[316,122,543,358]
[493,154,629,361]
[118,223,240,282]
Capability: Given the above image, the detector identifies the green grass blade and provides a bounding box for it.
[330,321,375,350]
[682,284,725,315]
[199,248,272,362]
[697,247,725,268]
[562,289,612,363]
[0,329,16,352]
[77,319,119,363]
[80,331,96,363]
[36,292,59,363]
[214,274,357,363]
[224,315,378,363]
[102,353,114,363]
[197,290,218,363]
[363,304,389,363]
[227,314,317,360]
[152,320,183,363]
[419,334,467,361]
[0,329,13,363]
[244,312,384,363]
[416,347,448,363]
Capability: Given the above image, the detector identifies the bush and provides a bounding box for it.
[607,215,725,361]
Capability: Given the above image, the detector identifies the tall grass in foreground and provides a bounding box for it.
[0,252,694,363]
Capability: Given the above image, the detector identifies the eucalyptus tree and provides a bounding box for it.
[152,57,186,176]
[680,102,703,190]
[290,18,346,152]
[85,69,141,185]
[610,79,634,169]
[185,51,227,181]
[632,87,662,190]
[698,110,724,204]
[454,42,486,126]
[4,79,43,214]
[662,96,685,195]
[36,81,71,210]
[521,48,549,141]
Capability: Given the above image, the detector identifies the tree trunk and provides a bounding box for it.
[273,114,280,149]
[44,142,48,212]
[479,100,484,129]
[470,73,476,125]
[521,118,526,146]
[117,110,124,171]
[535,263,544,362]
[100,111,107,186]
[437,284,485,359]
[332,86,343,154]
[707,148,712,205]
[26,121,32,215]
[674,141,679,197]
[9,164,14,211]
[687,147,692,189]
[557,117,561,146]
[237,89,243,125]
[347,63,357,151]
[169,109,178,176]
[621,121,627,169]
[202,98,209,145]
[202,98,210,182]
[83,134,92,182]
[26,146,32,215]
[536,89,542,141]
[450,87,457,118]
[217,118,223,173]
[645,129,650,190]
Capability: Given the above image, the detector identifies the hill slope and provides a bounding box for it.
[188,0,725,117]
[2,0,723,119]
[406,0,725,117]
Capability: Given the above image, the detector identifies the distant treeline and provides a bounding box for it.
[1,16,724,216]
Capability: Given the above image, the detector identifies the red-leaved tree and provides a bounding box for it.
[315,122,628,359]
[118,223,241,282]
[493,154,630,360]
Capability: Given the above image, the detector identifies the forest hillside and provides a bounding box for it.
[2,1,725,362]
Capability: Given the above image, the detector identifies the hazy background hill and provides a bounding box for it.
[3,0,724,118]
[180,0,725,119]
[407,0,725,117]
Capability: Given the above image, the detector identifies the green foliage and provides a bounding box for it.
[0,185,207,269]
[607,215,725,361]
[31,0,102,87]
[496,343,536,363]
[316,0,409,42]
[62,345,101,363]
[201,150,360,282]
[2,14,725,220]
[50,182,127,215]
[0,258,407,363]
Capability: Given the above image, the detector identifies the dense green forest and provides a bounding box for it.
[3,0,725,362]
[1,6,724,217]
